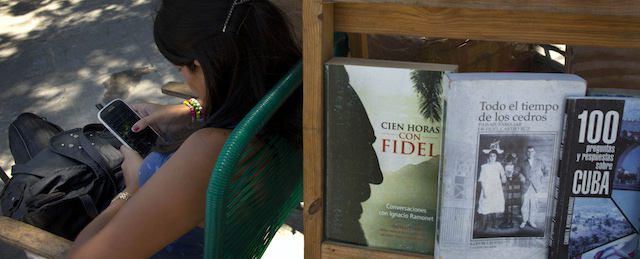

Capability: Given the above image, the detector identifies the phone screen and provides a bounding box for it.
[98,99,159,157]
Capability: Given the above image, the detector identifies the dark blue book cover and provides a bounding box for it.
[550,97,640,259]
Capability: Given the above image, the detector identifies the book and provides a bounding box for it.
[588,87,640,98]
[436,73,586,258]
[549,96,640,259]
[324,57,457,255]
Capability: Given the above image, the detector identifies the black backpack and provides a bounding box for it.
[0,113,125,240]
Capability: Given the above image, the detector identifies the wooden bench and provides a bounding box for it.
[161,81,198,99]
[0,216,71,259]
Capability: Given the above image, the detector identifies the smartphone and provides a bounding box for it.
[98,99,162,157]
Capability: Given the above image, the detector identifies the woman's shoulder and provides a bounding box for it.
[190,127,233,140]
[180,128,233,154]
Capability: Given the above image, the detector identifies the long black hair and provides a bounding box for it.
[153,0,302,151]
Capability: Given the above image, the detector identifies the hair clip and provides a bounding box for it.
[222,0,252,33]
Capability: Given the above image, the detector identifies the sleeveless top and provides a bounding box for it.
[139,152,205,258]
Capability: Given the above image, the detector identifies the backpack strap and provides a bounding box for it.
[79,125,115,175]
[78,194,100,219]
[78,124,121,192]
[0,166,8,184]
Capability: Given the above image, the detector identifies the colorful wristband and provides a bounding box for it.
[189,98,202,120]
[183,98,202,122]
[183,101,195,122]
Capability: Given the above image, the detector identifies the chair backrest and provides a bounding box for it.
[204,32,349,258]
[204,60,303,259]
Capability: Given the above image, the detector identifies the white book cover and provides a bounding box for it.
[436,73,586,258]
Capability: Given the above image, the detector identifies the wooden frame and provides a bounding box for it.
[303,0,640,258]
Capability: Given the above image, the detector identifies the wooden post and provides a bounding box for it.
[303,0,335,258]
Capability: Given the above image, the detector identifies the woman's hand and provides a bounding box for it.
[130,103,192,137]
[120,145,143,193]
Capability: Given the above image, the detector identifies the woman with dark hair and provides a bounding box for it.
[69,0,301,257]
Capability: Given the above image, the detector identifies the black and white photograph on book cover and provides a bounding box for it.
[472,134,556,240]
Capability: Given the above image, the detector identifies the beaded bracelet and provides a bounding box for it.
[189,98,202,118]
[183,101,195,122]
[183,98,202,122]
[189,98,202,121]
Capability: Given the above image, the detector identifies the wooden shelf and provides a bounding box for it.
[325,0,640,18]
[322,241,431,258]
[302,1,640,258]
[332,3,640,49]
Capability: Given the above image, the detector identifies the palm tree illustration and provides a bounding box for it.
[411,70,442,123]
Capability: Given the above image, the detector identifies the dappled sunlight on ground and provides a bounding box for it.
[0,0,183,178]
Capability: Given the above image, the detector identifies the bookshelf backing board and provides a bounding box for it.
[302,1,640,258]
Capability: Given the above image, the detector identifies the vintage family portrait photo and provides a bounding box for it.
[473,133,556,239]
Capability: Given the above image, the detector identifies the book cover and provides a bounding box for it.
[549,97,640,259]
[324,57,457,255]
[587,88,640,98]
[436,73,586,258]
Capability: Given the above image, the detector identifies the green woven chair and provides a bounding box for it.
[203,60,303,258]
[204,32,349,259]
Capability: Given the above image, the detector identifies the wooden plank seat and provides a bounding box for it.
[161,81,198,99]
[0,216,72,259]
